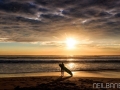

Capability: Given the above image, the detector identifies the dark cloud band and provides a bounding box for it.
[0,0,120,43]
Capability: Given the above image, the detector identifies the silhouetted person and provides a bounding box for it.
[59,62,64,77]
[59,62,73,77]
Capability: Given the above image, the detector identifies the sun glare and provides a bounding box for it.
[67,63,75,69]
[65,38,77,49]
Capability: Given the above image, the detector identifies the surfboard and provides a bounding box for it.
[59,64,73,76]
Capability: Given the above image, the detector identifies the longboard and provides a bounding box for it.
[59,64,73,76]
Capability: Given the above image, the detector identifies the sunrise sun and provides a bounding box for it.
[65,37,77,49]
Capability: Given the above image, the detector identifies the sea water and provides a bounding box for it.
[0,55,120,74]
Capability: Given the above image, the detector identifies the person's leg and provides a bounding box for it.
[61,69,63,76]
[61,71,63,76]
[61,69,64,76]
[63,71,64,76]
[62,70,64,76]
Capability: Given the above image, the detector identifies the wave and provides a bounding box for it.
[0,59,120,63]
[0,55,120,59]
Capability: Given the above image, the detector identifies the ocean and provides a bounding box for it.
[0,55,120,74]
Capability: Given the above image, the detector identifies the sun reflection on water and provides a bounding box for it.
[67,62,75,69]
[67,58,74,61]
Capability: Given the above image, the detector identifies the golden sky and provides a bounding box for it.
[0,0,120,55]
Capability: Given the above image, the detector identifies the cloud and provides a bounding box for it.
[39,7,49,12]
[0,38,9,42]
[0,0,120,45]
[0,1,37,14]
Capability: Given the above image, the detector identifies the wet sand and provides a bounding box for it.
[0,71,120,90]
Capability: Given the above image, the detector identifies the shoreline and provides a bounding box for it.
[0,71,120,78]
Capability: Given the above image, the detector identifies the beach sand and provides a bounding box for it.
[0,72,120,90]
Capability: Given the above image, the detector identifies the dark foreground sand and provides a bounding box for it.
[0,76,120,90]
